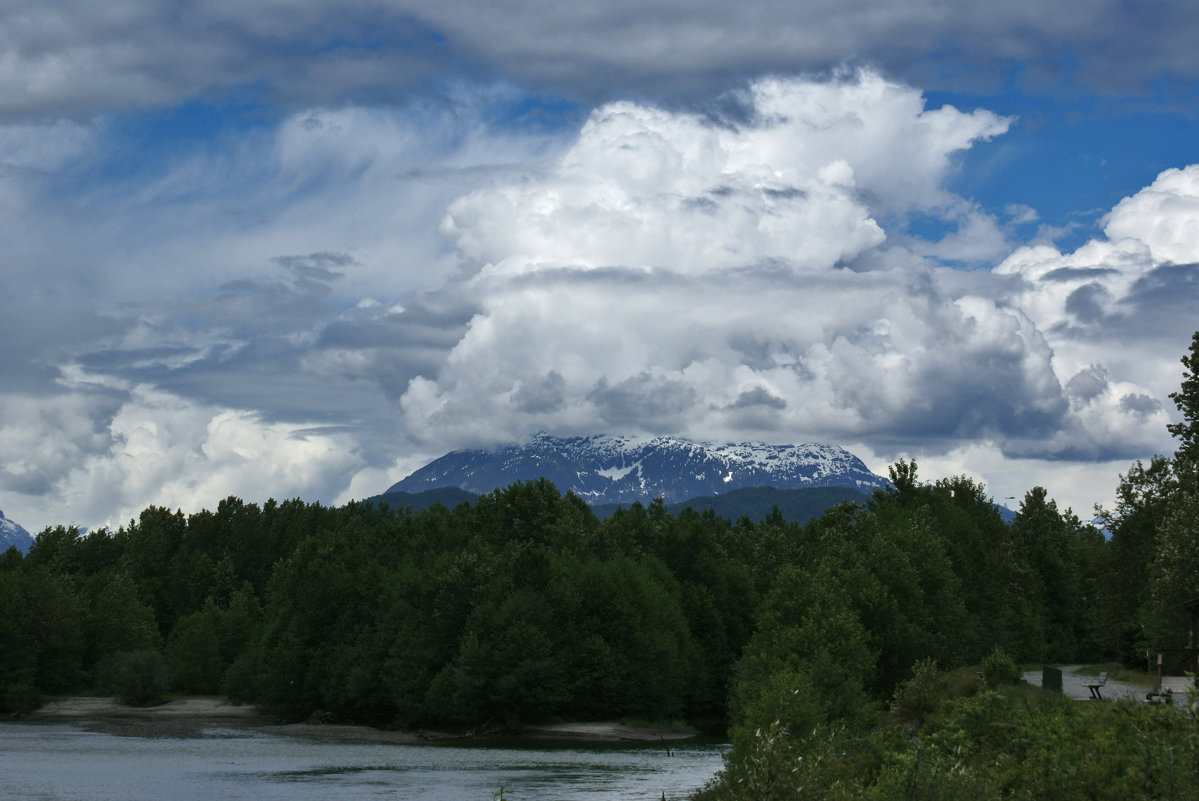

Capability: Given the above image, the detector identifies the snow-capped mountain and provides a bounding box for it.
[385,434,890,505]
[0,509,34,554]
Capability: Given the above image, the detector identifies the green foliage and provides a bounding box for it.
[891,658,942,726]
[704,667,1199,801]
[1011,487,1095,661]
[1143,468,1199,649]
[84,571,161,679]
[888,458,919,493]
[0,469,1126,735]
[166,604,223,694]
[980,646,1022,688]
[730,562,876,748]
[1168,330,1199,467]
[1099,456,1178,663]
[0,570,40,713]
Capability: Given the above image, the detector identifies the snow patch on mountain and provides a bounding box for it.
[596,462,639,481]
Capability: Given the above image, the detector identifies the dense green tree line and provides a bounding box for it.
[0,467,1120,726]
[1,481,756,725]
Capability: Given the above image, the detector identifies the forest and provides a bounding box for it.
[2,332,1198,799]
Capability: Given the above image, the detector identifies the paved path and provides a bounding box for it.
[1022,665,1192,702]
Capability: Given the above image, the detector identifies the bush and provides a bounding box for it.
[727,669,825,758]
[891,658,941,726]
[981,646,1022,689]
[96,650,170,706]
[704,682,1199,801]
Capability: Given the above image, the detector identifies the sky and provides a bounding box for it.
[2,1,1198,532]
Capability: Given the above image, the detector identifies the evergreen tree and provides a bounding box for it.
[1098,457,1177,662]
[1168,330,1199,467]
[1143,468,1199,651]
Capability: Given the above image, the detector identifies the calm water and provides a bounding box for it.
[0,723,726,801]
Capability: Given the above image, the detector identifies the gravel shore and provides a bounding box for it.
[14,697,697,743]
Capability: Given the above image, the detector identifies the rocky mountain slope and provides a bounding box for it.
[384,434,889,505]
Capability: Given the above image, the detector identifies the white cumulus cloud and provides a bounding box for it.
[392,71,1196,519]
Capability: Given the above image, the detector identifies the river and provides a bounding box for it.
[0,722,726,800]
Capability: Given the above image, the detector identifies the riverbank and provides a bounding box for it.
[11,697,700,743]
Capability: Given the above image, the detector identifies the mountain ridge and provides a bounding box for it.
[385,434,889,505]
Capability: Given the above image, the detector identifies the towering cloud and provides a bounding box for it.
[395,72,1194,502]
[401,73,1041,448]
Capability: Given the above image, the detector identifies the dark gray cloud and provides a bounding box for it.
[1064,282,1113,324]
[1120,393,1162,417]
[0,307,128,392]
[1039,263,1199,345]
[69,288,474,438]
[726,334,797,373]
[850,340,1068,451]
[588,373,699,431]
[1117,264,1199,335]
[728,386,787,411]
[1043,266,1120,282]
[0,1,450,120]
[413,1,1199,102]
[214,251,354,323]
[4,1,1199,121]
[76,345,207,374]
[721,386,788,430]
[272,252,355,283]
[1065,365,1109,402]
[512,371,567,414]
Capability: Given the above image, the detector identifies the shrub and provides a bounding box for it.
[981,646,1022,688]
[891,658,941,726]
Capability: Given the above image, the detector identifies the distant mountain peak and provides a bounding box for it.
[0,508,34,554]
[385,434,889,505]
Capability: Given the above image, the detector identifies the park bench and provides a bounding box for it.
[1086,672,1107,699]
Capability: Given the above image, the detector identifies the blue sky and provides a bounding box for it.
[2,1,1198,531]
